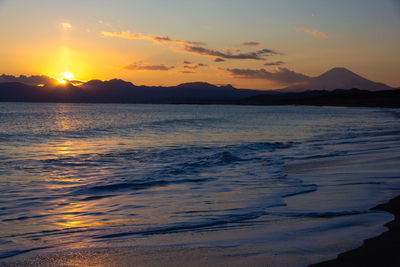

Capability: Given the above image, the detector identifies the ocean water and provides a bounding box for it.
[0,103,399,265]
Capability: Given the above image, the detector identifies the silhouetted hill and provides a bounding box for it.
[1,81,399,108]
[176,82,217,89]
[281,67,393,92]
[1,69,398,107]
[0,80,261,103]
[81,79,135,89]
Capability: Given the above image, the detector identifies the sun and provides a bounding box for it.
[62,71,75,81]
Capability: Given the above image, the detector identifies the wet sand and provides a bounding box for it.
[310,195,400,267]
[1,196,399,267]
[0,245,320,267]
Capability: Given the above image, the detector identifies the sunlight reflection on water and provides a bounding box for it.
[0,103,399,264]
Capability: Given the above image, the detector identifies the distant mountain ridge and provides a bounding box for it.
[0,80,261,104]
[280,67,393,92]
[0,67,394,93]
[0,67,397,106]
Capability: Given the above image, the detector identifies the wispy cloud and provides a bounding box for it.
[182,61,208,70]
[182,45,277,60]
[123,62,175,71]
[102,30,205,46]
[103,29,279,61]
[264,61,285,66]
[226,67,309,84]
[98,20,112,27]
[62,22,72,30]
[296,27,330,38]
[214,58,225,62]
[184,65,198,70]
[241,41,260,46]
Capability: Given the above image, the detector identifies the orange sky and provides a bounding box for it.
[0,0,399,89]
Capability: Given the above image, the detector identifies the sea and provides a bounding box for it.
[0,103,399,266]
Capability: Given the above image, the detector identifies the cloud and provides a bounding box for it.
[264,61,285,66]
[62,22,72,30]
[0,74,59,86]
[103,30,280,62]
[102,30,205,46]
[123,62,174,71]
[182,61,208,70]
[182,45,276,60]
[98,20,112,27]
[181,71,196,74]
[241,42,260,46]
[184,65,198,70]
[226,67,310,84]
[296,27,330,38]
[214,58,225,62]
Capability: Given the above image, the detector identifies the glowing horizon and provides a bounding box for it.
[0,0,399,89]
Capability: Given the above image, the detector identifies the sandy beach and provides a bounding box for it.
[0,194,397,267]
[310,195,400,267]
[1,0,400,266]
[1,104,399,266]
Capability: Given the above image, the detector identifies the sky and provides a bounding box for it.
[0,0,399,89]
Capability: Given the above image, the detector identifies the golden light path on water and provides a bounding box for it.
[1,103,399,265]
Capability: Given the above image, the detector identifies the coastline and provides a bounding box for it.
[0,103,398,266]
[310,194,400,267]
[2,195,399,267]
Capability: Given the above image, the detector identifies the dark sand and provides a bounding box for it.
[310,195,400,267]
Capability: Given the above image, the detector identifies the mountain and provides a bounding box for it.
[1,80,399,108]
[175,82,218,89]
[0,80,261,103]
[280,67,393,92]
[0,67,397,105]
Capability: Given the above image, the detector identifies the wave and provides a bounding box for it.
[143,117,227,128]
[37,140,294,164]
[310,129,400,146]
[336,181,383,186]
[76,177,215,194]
[94,207,368,240]
[0,246,53,260]
[95,210,265,239]
[80,195,116,201]
[263,210,368,219]
[281,184,318,198]
[2,214,49,222]
[27,141,294,177]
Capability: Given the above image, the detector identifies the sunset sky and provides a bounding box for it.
[0,0,399,89]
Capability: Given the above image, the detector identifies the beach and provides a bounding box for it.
[311,195,400,267]
[1,0,400,265]
[1,103,399,266]
[1,195,399,266]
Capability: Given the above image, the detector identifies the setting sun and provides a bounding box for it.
[62,71,74,81]
[1,1,400,266]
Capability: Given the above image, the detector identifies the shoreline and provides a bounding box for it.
[2,196,399,266]
[0,100,399,109]
[310,194,400,267]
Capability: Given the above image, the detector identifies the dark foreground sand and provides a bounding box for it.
[310,195,400,267]
[1,196,399,267]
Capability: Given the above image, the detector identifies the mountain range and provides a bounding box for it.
[0,67,398,107]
